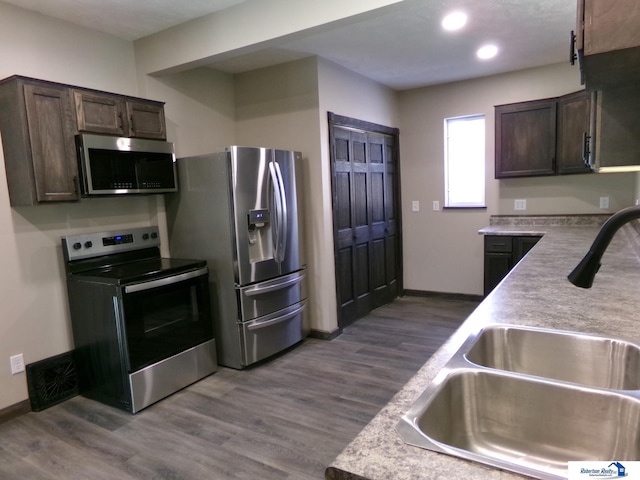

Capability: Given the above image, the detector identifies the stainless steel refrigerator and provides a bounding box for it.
[166,146,308,369]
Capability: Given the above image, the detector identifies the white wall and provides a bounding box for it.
[0,2,156,410]
[136,68,236,158]
[134,68,237,251]
[316,59,400,331]
[134,0,404,75]
[399,62,637,296]
[233,57,328,331]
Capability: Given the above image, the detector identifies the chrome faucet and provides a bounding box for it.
[568,206,640,288]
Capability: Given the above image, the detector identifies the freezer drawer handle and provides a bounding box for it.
[124,267,208,293]
[246,303,306,331]
[244,273,305,297]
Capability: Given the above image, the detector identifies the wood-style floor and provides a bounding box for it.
[0,295,478,479]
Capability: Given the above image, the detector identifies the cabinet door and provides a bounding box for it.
[575,0,585,54]
[583,0,640,56]
[513,236,541,263]
[126,101,166,139]
[592,85,640,171]
[579,0,640,89]
[23,84,79,203]
[484,236,513,296]
[495,99,557,178]
[330,120,401,328]
[557,90,593,174]
[484,252,512,296]
[74,90,126,136]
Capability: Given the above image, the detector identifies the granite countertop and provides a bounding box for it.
[326,215,640,480]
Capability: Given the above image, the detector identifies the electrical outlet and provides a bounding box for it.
[514,199,527,211]
[412,201,420,212]
[432,200,440,211]
[599,196,610,209]
[10,354,24,375]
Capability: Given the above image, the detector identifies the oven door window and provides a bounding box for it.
[122,274,212,372]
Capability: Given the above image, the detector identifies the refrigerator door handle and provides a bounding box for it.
[273,160,288,262]
[269,161,284,262]
[244,272,305,297]
[246,303,306,331]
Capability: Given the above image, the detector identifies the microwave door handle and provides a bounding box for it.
[78,143,94,195]
[274,161,288,262]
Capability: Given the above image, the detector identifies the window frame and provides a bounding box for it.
[443,113,486,209]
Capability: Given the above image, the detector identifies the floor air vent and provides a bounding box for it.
[26,351,79,411]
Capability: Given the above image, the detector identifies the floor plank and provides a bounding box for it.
[0,295,477,479]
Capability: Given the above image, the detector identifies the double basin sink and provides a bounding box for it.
[396,324,640,479]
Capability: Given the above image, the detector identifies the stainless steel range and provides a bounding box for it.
[62,226,217,413]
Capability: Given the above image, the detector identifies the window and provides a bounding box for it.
[444,114,485,208]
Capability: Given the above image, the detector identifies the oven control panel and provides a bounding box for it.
[62,226,160,261]
[103,234,134,246]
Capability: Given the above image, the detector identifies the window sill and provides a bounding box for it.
[443,206,487,210]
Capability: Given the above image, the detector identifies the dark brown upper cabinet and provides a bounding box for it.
[573,0,640,90]
[74,90,166,140]
[495,91,592,179]
[0,75,167,206]
[0,77,80,205]
[589,85,640,172]
[125,101,166,140]
[495,98,557,178]
[556,90,593,174]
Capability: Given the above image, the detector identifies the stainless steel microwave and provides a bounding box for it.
[76,134,177,196]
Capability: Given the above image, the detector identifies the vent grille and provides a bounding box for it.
[26,351,78,411]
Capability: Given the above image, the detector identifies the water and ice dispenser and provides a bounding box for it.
[248,208,272,262]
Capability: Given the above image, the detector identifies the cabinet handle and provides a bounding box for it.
[582,131,591,165]
[129,115,135,134]
[570,30,577,65]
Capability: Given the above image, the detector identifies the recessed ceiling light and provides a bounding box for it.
[477,44,499,60]
[441,11,467,31]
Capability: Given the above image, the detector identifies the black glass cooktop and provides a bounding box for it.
[72,257,207,285]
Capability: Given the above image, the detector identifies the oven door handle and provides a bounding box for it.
[246,303,306,331]
[124,267,208,293]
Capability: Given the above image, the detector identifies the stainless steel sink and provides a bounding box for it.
[397,369,640,480]
[396,325,640,479]
[466,325,640,389]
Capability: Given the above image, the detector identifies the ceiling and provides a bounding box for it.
[2,0,578,90]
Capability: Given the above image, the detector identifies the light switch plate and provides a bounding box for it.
[599,196,610,209]
[412,201,419,212]
[514,199,527,211]
[432,200,440,211]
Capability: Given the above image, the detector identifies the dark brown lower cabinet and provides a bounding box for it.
[484,235,541,296]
